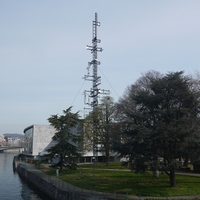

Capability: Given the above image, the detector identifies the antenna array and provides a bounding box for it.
[83,13,110,161]
[84,13,109,109]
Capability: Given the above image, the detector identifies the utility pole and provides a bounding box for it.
[84,13,109,162]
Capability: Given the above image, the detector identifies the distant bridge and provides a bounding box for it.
[0,146,23,153]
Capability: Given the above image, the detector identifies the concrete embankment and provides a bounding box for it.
[15,162,200,200]
[16,163,128,200]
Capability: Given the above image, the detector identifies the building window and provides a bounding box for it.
[24,127,33,154]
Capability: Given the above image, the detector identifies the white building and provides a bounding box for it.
[23,124,119,163]
[0,134,5,146]
[23,124,57,157]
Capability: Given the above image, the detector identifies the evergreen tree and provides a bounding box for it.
[47,107,81,172]
[116,71,200,187]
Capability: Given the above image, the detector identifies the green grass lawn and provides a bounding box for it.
[43,162,200,197]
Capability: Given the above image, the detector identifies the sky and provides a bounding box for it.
[1,0,200,134]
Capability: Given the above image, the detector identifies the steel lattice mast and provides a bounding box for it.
[84,13,109,161]
[85,13,102,108]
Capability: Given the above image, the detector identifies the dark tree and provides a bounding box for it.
[47,107,81,172]
[116,71,200,187]
[114,71,161,172]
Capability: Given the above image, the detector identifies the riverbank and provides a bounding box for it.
[15,161,200,200]
[17,163,127,200]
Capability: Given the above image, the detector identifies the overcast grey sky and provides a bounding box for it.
[1,0,200,134]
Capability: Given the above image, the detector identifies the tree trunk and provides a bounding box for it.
[169,167,176,187]
[129,157,134,171]
[105,122,110,166]
[153,169,160,177]
[183,156,189,168]
[105,140,109,166]
[152,159,160,177]
[59,154,64,173]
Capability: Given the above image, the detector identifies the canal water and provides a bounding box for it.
[0,153,53,200]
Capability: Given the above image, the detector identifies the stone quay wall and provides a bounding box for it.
[16,163,125,200]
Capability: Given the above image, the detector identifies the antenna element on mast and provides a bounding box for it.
[83,13,110,162]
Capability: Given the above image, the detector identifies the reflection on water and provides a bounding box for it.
[20,177,53,200]
[0,153,52,200]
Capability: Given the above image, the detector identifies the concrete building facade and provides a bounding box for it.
[23,124,57,157]
[23,124,119,163]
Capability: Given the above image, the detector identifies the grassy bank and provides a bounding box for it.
[43,162,200,197]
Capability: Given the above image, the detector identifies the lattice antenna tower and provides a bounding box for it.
[83,13,110,160]
[84,13,109,110]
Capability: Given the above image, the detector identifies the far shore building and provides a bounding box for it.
[0,134,5,146]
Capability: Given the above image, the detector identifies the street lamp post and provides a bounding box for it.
[92,156,95,190]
